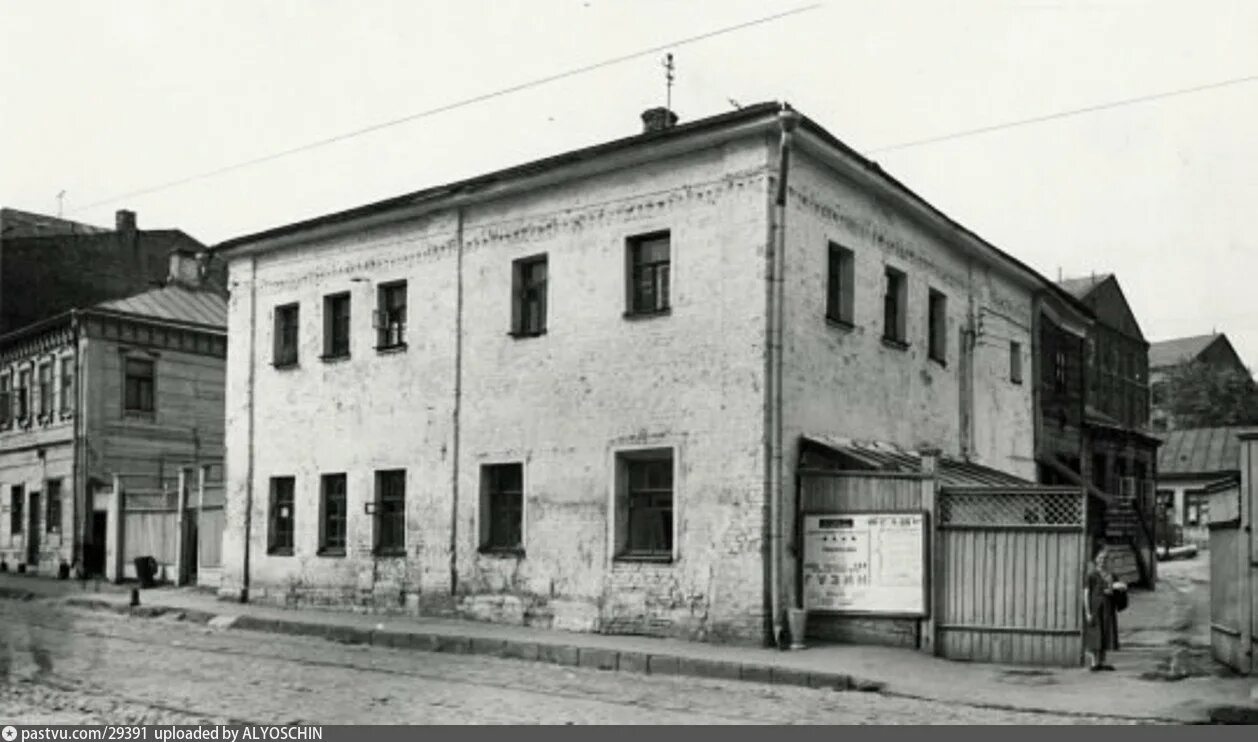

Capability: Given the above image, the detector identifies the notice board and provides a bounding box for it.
[802,512,927,616]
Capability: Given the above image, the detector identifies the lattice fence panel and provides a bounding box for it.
[939,490,1084,526]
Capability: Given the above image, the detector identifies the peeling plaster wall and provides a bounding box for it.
[221,137,775,643]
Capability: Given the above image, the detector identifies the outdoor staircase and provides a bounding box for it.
[1104,488,1155,587]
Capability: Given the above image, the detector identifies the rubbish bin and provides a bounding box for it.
[133,556,158,588]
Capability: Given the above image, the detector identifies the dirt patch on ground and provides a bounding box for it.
[1138,647,1242,682]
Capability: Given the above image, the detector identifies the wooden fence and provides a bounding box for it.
[1210,443,1255,674]
[109,464,225,586]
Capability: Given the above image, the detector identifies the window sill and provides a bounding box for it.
[267,548,294,557]
[614,553,674,565]
[320,353,351,364]
[272,361,300,371]
[928,355,947,368]
[373,550,406,559]
[317,548,346,558]
[508,330,547,340]
[1011,378,1024,386]
[825,315,855,332]
[623,307,671,321]
[479,546,525,558]
[881,336,910,351]
[375,343,408,355]
[123,410,155,421]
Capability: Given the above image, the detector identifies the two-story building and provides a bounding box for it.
[0,252,226,576]
[1149,332,1254,431]
[1054,273,1159,585]
[213,102,1090,645]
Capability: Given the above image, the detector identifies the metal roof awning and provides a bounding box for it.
[799,435,1036,488]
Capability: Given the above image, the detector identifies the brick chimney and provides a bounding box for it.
[115,209,136,234]
[167,250,204,288]
[641,107,679,133]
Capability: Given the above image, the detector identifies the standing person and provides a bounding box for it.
[1083,545,1120,671]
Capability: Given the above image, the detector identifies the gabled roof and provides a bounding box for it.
[93,283,226,330]
[1057,273,1111,300]
[1156,425,1258,477]
[1149,334,1221,369]
[800,435,1033,487]
[0,207,107,238]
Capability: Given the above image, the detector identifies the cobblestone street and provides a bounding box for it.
[0,599,1144,725]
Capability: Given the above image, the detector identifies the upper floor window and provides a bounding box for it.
[1010,341,1023,384]
[59,358,74,415]
[511,255,548,337]
[883,267,908,346]
[322,292,351,360]
[37,363,52,417]
[927,289,947,364]
[0,374,10,428]
[626,232,670,317]
[16,369,30,422]
[826,242,855,326]
[273,303,300,368]
[123,358,155,415]
[375,281,407,350]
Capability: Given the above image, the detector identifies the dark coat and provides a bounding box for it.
[1083,568,1120,653]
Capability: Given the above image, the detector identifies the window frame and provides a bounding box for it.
[0,373,11,428]
[318,473,348,557]
[625,231,672,318]
[16,368,31,423]
[59,357,74,416]
[825,242,855,327]
[882,266,908,347]
[122,356,156,416]
[375,281,408,351]
[267,476,296,556]
[479,462,525,554]
[927,288,947,365]
[322,292,352,361]
[10,484,24,536]
[1010,341,1023,384]
[272,303,300,368]
[37,362,52,418]
[511,255,549,338]
[612,446,676,563]
[373,469,406,557]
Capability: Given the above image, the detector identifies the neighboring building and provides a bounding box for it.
[213,102,1082,645]
[1149,332,1252,431]
[1052,273,1159,585]
[0,251,226,575]
[0,208,212,334]
[1155,425,1257,546]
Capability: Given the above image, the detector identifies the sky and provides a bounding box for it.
[2,0,1257,367]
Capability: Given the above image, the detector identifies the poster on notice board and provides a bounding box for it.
[802,512,926,616]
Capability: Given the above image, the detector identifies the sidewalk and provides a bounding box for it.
[2,572,1253,724]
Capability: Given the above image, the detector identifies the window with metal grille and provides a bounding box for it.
[37,364,52,417]
[626,232,670,316]
[826,242,855,325]
[927,288,947,363]
[511,255,548,337]
[375,281,407,350]
[273,303,299,367]
[268,477,295,555]
[123,358,155,414]
[480,463,523,552]
[10,484,23,535]
[616,450,674,561]
[374,470,406,556]
[319,473,347,556]
[323,292,351,360]
[59,358,74,415]
[883,267,907,345]
[45,479,61,534]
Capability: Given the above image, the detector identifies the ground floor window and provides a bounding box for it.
[319,473,347,556]
[480,463,523,553]
[1185,491,1209,526]
[614,448,675,561]
[374,470,406,556]
[45,479,62,534]
[268,476,295,555]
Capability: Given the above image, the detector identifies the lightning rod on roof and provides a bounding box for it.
[663,53,675,112]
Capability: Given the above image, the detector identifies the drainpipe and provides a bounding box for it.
[70,311,84,575]
[241,255,258,603]
[450,208,466,600]
[767,104,800,647]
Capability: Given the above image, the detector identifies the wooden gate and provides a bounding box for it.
[935,486,1088,666]
[1213,433,1258,674]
